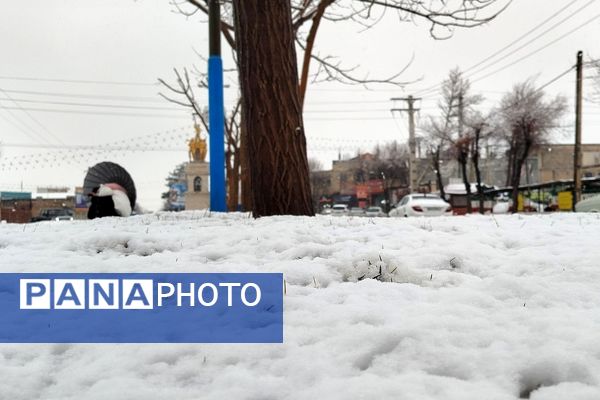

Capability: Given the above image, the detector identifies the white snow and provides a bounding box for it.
[1,212,600,399]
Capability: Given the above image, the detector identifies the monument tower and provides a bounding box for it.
[184,124,210,210]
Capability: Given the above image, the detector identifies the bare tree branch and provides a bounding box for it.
[298,39,418,89]
[158,68,209,131]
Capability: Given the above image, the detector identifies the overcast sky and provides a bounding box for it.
[1,0,599,211]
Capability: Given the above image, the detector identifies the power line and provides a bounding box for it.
[0,89,167,103]
[0,126,193,171]
[0,106,189,119]
[535,66,575,92]
[0,98,403,114]
[0,110,45,145]
[0,98,53,145]
[467,0,594,78]
[463,0,582,75]
[0,88,405,107]
[469,13,600,85]
[0,87,65,145]
[0,75,158,87]
[0,97,184,112]
[414,1,596,96]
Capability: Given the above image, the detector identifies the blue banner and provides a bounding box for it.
[0,273,283,343]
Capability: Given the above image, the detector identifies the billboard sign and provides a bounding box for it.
[169,182,187,211]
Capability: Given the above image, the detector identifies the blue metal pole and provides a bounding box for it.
[208,0,226,212]
[208,56,226,212]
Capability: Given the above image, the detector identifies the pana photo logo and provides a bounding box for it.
[20,278,262,310]
[0,273,283,343]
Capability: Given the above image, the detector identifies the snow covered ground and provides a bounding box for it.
[1,212,600,400]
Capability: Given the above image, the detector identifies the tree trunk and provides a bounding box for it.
[239,120,252,212]
[457,139,472,214]
[505,136,515,187]
[233,0,314,217]
[474,158,484,214]
[510,155,521,213]
[510,141,531,213]
[471,129,484,214]
[226,145,241,211]
[460,156,472,214]
[432,146,446,200]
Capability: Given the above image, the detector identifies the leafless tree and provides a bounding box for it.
[586,56,599,99]
[496,80,567,212]
[308,158,329,210]
[308,158,324,172]
[372,141,409,210]
[421,68,482,208]
[158,67,243,211]
[168,0,510,216]
[465,116,495,213]
[172,0,509,101]
[158,68,209,129]
[371,141,409,184]
[421,121,449,200]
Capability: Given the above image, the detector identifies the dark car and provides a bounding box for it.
[31,208,74,222]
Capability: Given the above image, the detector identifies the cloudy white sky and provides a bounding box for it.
[1,0,599,211]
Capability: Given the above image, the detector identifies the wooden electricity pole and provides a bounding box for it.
[392,95,421,193]
[573,50,583,210]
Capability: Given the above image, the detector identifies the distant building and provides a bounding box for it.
[535,144,600,182]
[0,192,32,223]
[310,153,410,209]
[0,189,81,223]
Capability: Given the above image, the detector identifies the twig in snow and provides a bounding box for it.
[491,214,499,228]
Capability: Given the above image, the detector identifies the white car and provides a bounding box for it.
[331,204,349,216]
[320,206,332,215]
[348,207,365,217]
[575,195,600,212]
[389,194,452,217]
[365,206,386,217]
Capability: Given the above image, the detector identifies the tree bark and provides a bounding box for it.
[226,146,241,211]
[460,155,472,214]
[239,118,252,212]
[432,145,446,200]
[509,131,532,213]
[509,153,521,213]
[471,128,484,214]
[233,0,314,217]
[457,139,472,213]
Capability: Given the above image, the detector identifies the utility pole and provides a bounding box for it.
[457,92,466,180]
[458,93,464,138]
[208,0,227,212]
[573,50,583,211]
[391,95,421,193]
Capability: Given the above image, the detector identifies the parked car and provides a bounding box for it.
[348,207,365,217]
[575,195,600,212]
[31,208,74,222]
[320,205,332,215]
[365,206,386,217]
[331,204,349,216]
[389,194,452,217]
